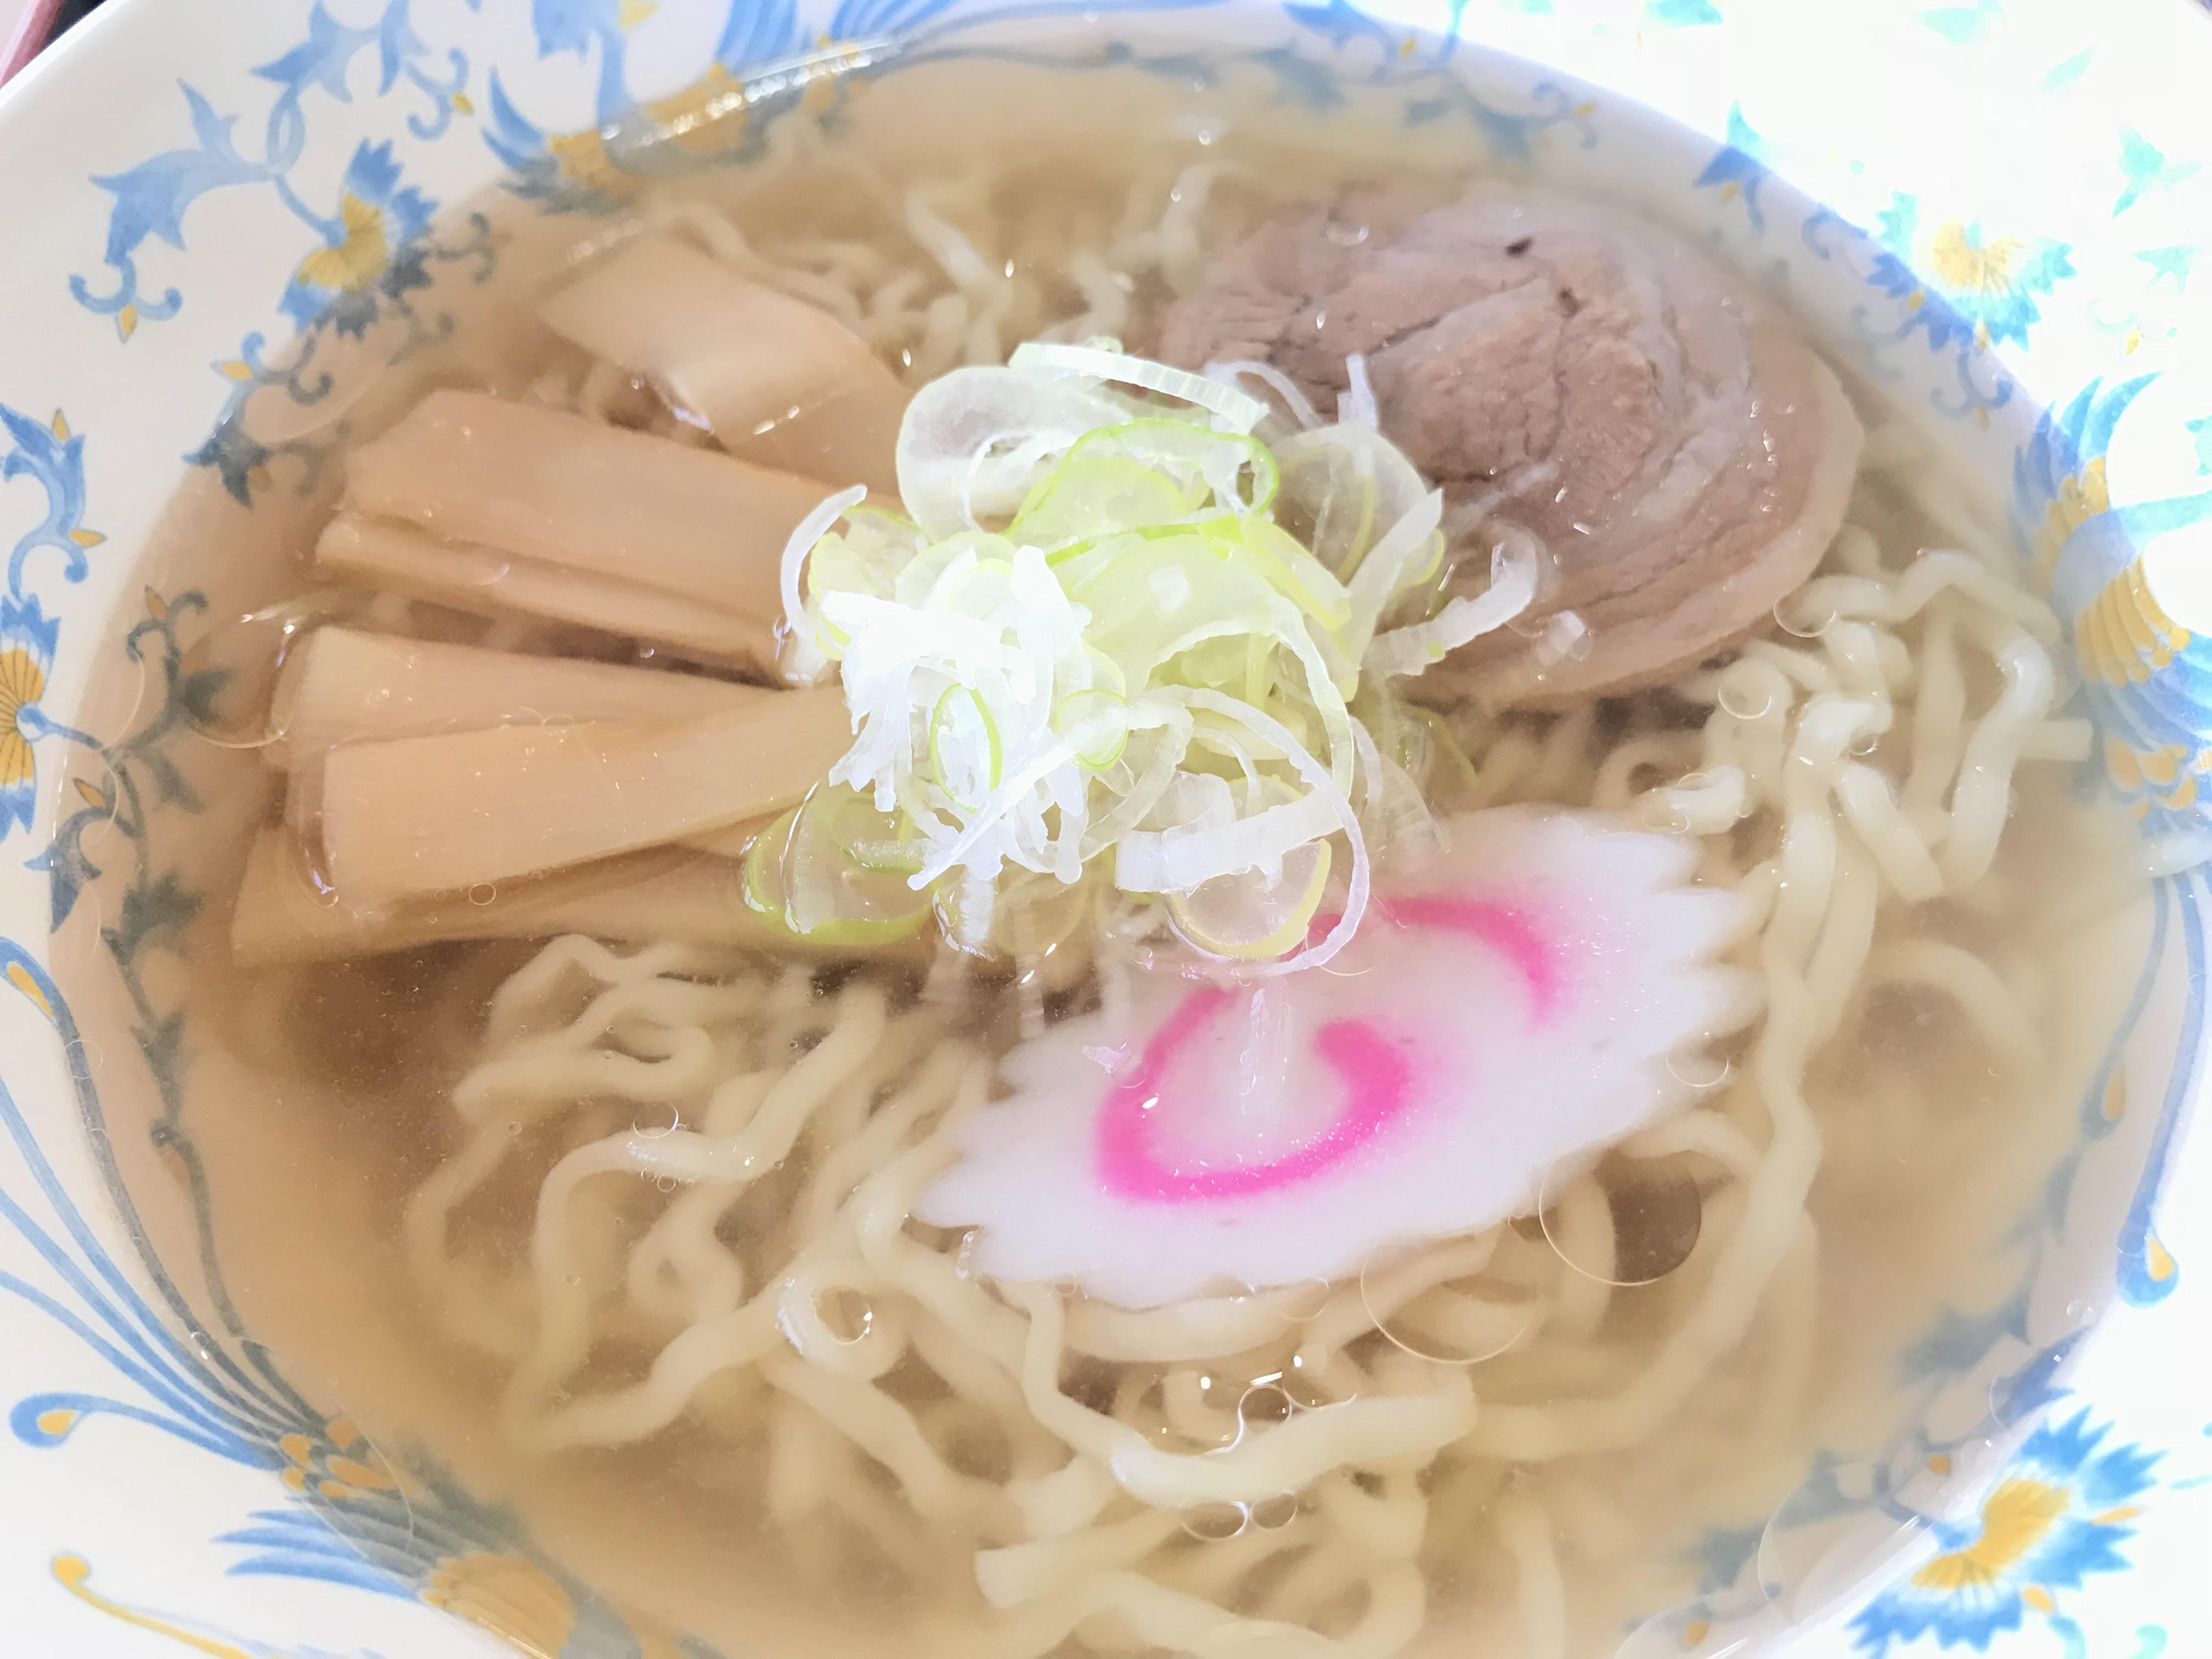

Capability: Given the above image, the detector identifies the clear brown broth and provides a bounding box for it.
[63,59,2150,1659]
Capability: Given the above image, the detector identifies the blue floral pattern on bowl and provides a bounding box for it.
[1848,1411,2159,1657]
[2,2,2208,1656]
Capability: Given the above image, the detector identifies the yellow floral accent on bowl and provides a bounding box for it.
[296,194,390,293]
[1911,1478,2070,1590]
[1,642,46,792]
[2079,558,2191,686]
[2033,457,2108,580]
[424,1552,577,1658]
[548,127,624,199]
[53,1556,255,1659]
[2121,741,2185,790]
[5,960,53,1019]
[326,1452,396,1490]
[541,38,879,195]
[1929,218,2022,296]
[644,64,746,156]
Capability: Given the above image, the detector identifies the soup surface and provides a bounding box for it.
[81,58,2146,1659]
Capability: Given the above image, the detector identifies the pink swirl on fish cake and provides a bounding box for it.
[1095,899,1559,1204]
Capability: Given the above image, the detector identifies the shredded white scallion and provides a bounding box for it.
[1201,359,1323,431]
[1009,341,1269,433]
[783,343,1479,966]
[778,484,871,684]
[1365,534,1541,680]
[1340,352,1379,430]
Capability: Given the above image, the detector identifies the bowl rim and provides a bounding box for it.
[0,3,2207,1657]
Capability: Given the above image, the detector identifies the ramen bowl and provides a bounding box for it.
[1,2,2208,1656]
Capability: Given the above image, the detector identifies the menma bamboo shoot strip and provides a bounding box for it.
[538,230,909,496]
[341,387,825,612]
[314,686,851,906]
[270,628,770,766]
[227,830,871,964]
[313,516,780,669]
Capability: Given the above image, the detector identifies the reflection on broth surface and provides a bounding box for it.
[80,60,2145,1659]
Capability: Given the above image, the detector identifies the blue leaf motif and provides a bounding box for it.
[2079,1444,2162,1509]
[2040,47,2094,91]
[2076,375,2156,471]
[0,408,76,493]
[1899,1287,2029,1381]
[830,0,960,40]
[1255,46,1341,111]
[532,0,622,58]
[89,86,267,266]
[374,0,425,95]
[1,406,95,597]
[252,4,369,100]
[1694,103,1769,230]
[1991,1328,2081,1424]
[1284,0,1400,54]
[2135,246,2197,289]
[715,0,804,71]
[1644,0,1722,25]
[220,1523,391,1564]
[227,1554,409,1596]
[484,72,549,167]
[1918,1,1996,44]
[1689,1523,1763,1594]
[2186,415,2212,476]
[2117,127,2200,216]
[108,871,201,966]
[25,837,95,930]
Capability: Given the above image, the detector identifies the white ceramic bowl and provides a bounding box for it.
[1,2,2207,1655]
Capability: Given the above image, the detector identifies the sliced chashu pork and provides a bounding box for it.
[1156,186,1864,707]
